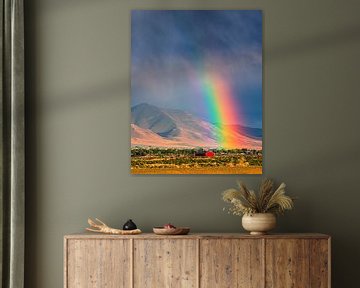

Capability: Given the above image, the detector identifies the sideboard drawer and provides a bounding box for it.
[134,239,198,288]
[265,238,329,288]
[200,239,263,288]
[66,239,131,288]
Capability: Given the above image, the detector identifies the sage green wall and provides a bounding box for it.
[25,0,360,287]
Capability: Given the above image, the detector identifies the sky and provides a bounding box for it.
[131,10,262,128]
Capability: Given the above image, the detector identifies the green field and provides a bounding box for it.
[131,147,262,174]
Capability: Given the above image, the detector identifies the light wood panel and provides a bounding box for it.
[65,233,330,240]
[133,239,198,288]
[64,234,331,288]
[66,239,131,288]
[265,239,310,288]
[200,239,264,288]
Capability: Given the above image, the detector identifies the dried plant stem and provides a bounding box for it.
[86,218,142,235]
[222,179,294,216]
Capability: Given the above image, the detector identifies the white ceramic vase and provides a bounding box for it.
[242,213,276,235]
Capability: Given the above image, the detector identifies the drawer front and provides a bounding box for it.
[200,239,264,288]
[309,239,330,288]
[134,239,198,288]
[66,239,131,288]
[265,239,329,288]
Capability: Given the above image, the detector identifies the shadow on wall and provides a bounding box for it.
[43,80,127,112]
[24,0,39,287]
[268,24,360,59]
[40,23,360,113]
[39,0,207,10]
[24,1,360,287]
[273,142,360,288]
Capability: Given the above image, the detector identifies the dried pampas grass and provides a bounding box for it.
[222,179,295,216]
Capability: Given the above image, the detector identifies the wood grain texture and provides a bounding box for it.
[66,239,131,288]
[133,239,197,288]
[200,239,264,288]
[310,239,329,288]
[64,234,331,288]
[265,239,310,288]
[65,233,330,240]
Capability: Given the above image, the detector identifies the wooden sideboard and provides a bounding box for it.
[64,233,330,288]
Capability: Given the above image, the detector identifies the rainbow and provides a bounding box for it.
[200,71,244,149]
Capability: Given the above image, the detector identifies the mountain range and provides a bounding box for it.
[131,103,262,149]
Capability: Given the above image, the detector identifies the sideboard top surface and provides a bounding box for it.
[64,232,330,240]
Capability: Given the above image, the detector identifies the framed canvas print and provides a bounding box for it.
[131,10,262,174]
